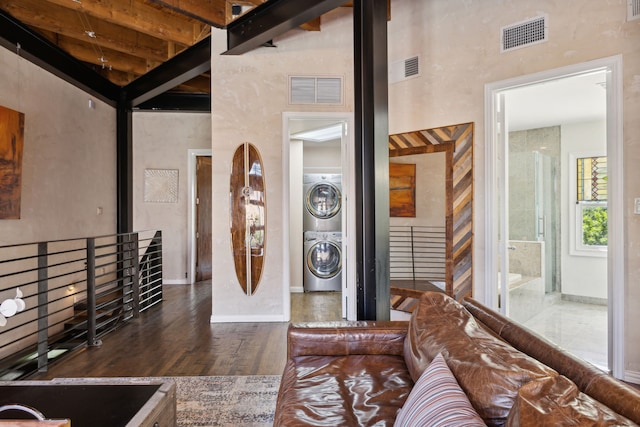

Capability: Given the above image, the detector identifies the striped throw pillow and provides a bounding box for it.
[394,353,486,427]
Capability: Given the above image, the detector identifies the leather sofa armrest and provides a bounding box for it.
[287,321,409,358]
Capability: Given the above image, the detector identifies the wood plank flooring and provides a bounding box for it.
[28,283,342,380]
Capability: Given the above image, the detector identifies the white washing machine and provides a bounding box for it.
[303,174,342,232]
[303,231,342,292]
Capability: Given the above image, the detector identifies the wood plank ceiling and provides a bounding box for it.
[0,0,267,93]
[0,1,388,95]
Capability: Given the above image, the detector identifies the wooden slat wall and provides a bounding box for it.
[388,123,474,300]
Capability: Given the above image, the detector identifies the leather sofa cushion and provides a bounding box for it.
[404,292,558,426]
[507,375,637,426]
[287,322,408,358]
[274,354,413,426]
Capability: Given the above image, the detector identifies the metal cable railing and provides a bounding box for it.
[390,225,446,282]
[0,230,163,380]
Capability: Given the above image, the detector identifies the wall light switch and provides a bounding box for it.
[97,206,103,216]
[635,198,640,215]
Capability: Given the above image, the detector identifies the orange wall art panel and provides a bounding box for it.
[0,106,25,220]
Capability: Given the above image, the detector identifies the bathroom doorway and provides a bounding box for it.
[485,56,624,377]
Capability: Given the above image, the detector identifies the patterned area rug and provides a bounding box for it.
[169,375,281,427]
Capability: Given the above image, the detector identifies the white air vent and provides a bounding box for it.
[389,55,420,84]
[501,16,548,52]
[629,0,640,21]
[289,76,343,104]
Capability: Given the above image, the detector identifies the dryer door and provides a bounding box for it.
[306,240,342,279]
[305,182,341,220]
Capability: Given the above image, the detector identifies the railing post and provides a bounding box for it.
[131,233,140,318]
[86,238,101,347]
[37,242,49,372]
[410,226,416,281]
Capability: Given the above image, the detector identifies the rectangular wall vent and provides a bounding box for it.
[389,55,420,84]
[629,0,640,21]
[289,76,343,104]
[501,16,548,52]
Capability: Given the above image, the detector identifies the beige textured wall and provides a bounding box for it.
[0,50,117,243]
[132,111,212,283]
[208,0,639,372]
[210,9,354,321]
[387,0,640,377]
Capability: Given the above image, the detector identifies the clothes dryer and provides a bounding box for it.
[303,174,342,232]
[303,231,342,292]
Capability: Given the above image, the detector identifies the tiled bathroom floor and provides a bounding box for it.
[521,293,608,370]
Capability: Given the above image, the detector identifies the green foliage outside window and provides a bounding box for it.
[582,206,608,246]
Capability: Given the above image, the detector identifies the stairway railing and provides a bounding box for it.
[0,230,163,380]
[390,225,446,282]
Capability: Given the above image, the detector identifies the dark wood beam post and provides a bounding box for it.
[354,0,390,320]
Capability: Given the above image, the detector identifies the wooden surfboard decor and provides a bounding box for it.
[230,142,266,296]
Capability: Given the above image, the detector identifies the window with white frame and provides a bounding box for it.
[575,156,607,253]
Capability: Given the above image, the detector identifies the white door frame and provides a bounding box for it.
[187,148,212,284]
[484,55,624,378]
[282,112,356,321]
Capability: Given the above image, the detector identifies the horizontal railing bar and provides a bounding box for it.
[0,230,162,379]
[0,230,160,250]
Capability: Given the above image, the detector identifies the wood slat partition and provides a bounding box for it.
[389,122,474,300]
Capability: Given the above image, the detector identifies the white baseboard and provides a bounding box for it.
[163,279,190,285]
[210,314,288,323]
[624,369,640,385]
[290,286,304,293]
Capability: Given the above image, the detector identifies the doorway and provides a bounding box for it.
[188,149,213,284]
[195,155,212,281]
[484,56,624,377]
[283,112,355,321]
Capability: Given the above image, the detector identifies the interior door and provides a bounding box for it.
[196,156,212,281]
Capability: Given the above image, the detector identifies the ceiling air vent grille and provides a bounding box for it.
[629,0,640,21]
[389,55,420,84]
[501,16,548,52]
[290,76,343,104]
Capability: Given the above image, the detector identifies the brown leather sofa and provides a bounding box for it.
[274,292,640,426]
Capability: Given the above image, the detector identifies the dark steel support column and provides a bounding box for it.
[354,0,390,320]
[117,98,133,234]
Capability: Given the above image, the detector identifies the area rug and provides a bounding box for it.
[168,375,281,427]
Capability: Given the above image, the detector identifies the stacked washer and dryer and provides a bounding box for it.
[303,174,343,292]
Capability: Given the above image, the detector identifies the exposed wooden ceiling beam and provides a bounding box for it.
[124,36,211,106]
[0,7,120,105]
[146,0,227,28]
[91,67,137,86]
[0,0,170,62]
[41,0,201,45]
[56,35,156,76]
[299,17,321,32]
[175,75,211,93]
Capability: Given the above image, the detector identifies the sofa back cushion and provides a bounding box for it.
[404,292,557,426]
[507,375,637,426]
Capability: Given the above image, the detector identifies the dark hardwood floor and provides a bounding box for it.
[28,283,342,380]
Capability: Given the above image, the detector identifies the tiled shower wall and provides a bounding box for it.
[508,126,561,293]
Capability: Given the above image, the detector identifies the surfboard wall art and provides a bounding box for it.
[230,142,266,296]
